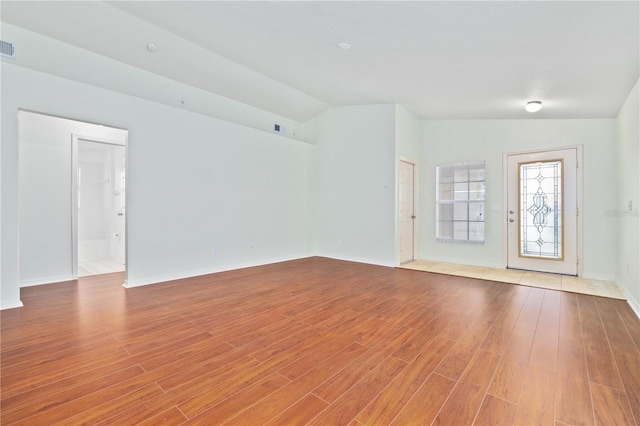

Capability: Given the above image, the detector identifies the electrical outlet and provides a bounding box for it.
[249,242,254,250]
[211,248,217,255]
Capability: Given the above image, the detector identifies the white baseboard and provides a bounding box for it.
[123,254,313,288]
[314,253,396,268]
[1,299,24,310]
[582,272,616,281]
[616,277,640,319]
[627,297,640,320]
[20,274,75,287]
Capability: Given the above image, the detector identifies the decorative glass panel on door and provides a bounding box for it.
[519,160,563,260]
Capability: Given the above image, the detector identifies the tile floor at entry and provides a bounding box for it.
[78,258,125,277]
[400,260,626,300]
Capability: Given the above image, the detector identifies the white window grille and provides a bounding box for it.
[436,161,485,243]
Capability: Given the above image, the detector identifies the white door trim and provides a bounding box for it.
[502,145,583,276]
[71,134,127,279]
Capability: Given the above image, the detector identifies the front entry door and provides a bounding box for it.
[506,148,578,275]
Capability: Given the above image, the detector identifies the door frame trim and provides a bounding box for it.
[502,145,583,276]
[71,134,127,279]
[398,158,418,265]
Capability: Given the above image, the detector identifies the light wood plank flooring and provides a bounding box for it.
[2,257,639,425]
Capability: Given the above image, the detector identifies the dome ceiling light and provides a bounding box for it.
[525,101,542,112]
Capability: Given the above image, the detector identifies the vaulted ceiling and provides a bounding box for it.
[2,1,639,121]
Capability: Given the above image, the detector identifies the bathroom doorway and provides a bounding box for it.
[72,136,126,277]
[18,110,128,286]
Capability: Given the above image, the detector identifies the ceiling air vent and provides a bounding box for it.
[1,40,15,59]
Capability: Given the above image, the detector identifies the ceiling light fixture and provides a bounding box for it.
[338,42,351,50]
[525,101,542,112]
[146,43,158,53]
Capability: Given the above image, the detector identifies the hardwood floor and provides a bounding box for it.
[1,257,639,425]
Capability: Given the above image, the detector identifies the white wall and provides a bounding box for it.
[2,59,314,306]
[616,78,640,315]
[395,106,421,263]
[1,24,307,141]
[78,160,109,242]
[77,142,125,261]
[2,22,636,316]
[420,119,617,280]
[307,105,397,266]
[0,61,19,308]
[0,23,312,308]
[396,105,421,162]
[18,111,127,285]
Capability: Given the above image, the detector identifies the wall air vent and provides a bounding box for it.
[1,40,15,59]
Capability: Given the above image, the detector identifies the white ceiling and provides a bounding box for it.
[2,1,639,121]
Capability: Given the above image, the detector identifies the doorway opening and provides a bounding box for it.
[73,136,126,278]
[18,110,128,287]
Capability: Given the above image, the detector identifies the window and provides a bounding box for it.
[436,161,485,243]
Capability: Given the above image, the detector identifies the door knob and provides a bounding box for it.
[411,215,416,219]
[509,218,514,222]
[117,212,123,216]
[509,210,514,214]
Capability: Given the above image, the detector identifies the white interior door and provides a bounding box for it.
[506,148,578,275]
[399,160,416,263]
